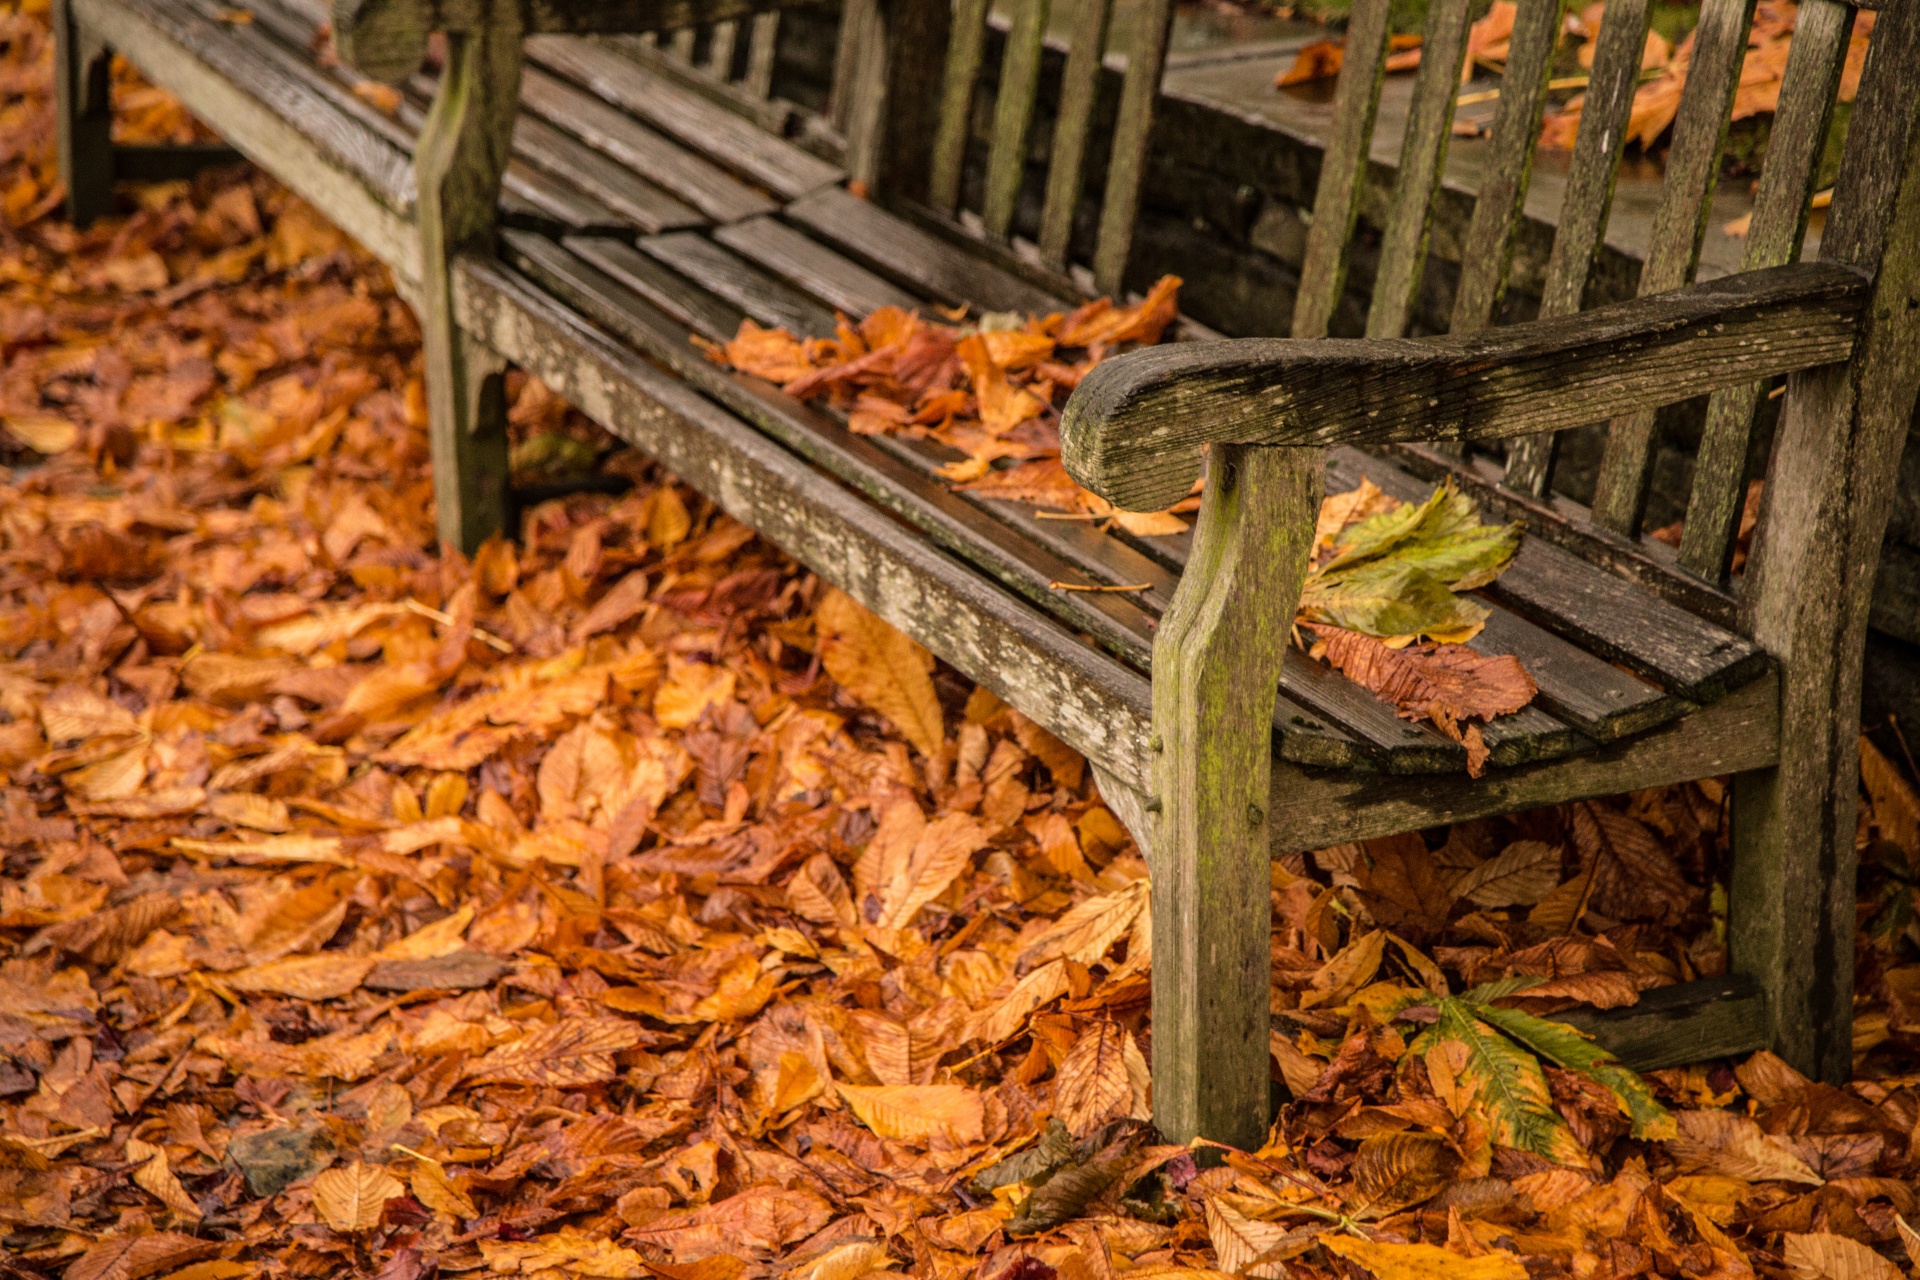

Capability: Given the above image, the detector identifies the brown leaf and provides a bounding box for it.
[1783,1233,1903,1280]
[125,1136,201,1222]
[1353,833,1455,943]
[1312,627,1537,777]
[312,1160,406,1233]
[1055,1021,1135,1138]
[816,587,944,757]
[463,1017,650,1087]
[1452,840,1563,908]
[835,1083,985,1146]
[1351,1132,1459,1218]
[1667,1110,1824,1185]
[64,1235,219,1280]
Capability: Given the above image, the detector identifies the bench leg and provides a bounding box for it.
[53,0,114,227]
[1150,444,1320,1149]
[414,21,523,554]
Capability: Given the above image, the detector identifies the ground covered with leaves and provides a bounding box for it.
[12,8,1920,1280]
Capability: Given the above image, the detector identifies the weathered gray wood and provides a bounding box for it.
[1561,975,1771,1070]
[1678,0,1855,582]
[1500,0,1651,495]
[1290,0,1390,338]
[1590,0,1760,535]
[713,215,921,316]
[334,0,832,83]
[72,0,420,292]
[557,233,748,340]
[54,0,113,226]
[415,15,520,552]
[1467,606,1678,741]
[453,254,1160,786]
[1733,0,1920,1083]
[1036,0,1114,269]
[787,186,1065,314]
[504,110,707,233]
[667,26,695,61]
[928,0,993,212]
[704,19,738,76]
[1364,0,1472,340]
[517,66,776,221]
[1152,444,1320,1148]
[602,32,794,134]
[1449,0,1562,334]
[1266,668,1779,853]
[1486,536,1766,703]
[743,12,779,97]
[1063,263,1868,512]
[1089,0,1174,294]
[524,35,843,198]
[638,230,842,336]
[981,0,1051,241]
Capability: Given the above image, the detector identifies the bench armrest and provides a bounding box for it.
[337,0,827,83]
[1061,261,1868,513]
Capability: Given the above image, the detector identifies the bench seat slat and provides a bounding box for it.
[713,214,922,316]
[639,229,843,335]
[787,186,1065,314]
[519,66,777,221]
[525,35,844,199]
[506,111,709,233]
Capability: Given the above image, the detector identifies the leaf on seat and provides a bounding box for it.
[1310,626,1538,776]
[1302,481,1522,643]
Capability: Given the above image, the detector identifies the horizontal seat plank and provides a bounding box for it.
[786,187,1068,317]
[714,216,922,318]
[525,35,843,200]
[565,234,749,343]
[519,67,777,223]
[73,0,419,290]
[1064,262,1870,513]
[503,107,709,234]
[453,253,1157,786]
[1561,974,1771,1071]
[639,231,842,337]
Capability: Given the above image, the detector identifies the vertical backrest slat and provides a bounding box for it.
[828,0,878,131]
[1037,0,1117,269]
[983,0,1054,241]
[1588,0,1760,535]
[1088,0,1176,294]
[1678,0,1854,582]
[1450,0,1564,334]
[1364,0,1474,338]
[841,0,889,186]
[743,12,780,99]
[1290,0,1393,338]
[668,27,697,62]
[1500,0,1651,494]
[705,20,740,78]
[929,0,994,211]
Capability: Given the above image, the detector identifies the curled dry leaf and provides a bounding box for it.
[1311,627,1537,777]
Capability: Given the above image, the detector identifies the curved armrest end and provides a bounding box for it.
[334,0,431,84]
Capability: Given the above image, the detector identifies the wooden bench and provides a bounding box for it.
[57,0,1920,1150]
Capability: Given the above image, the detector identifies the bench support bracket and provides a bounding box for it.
[1151,443,1320,1149]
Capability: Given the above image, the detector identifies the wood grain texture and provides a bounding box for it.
[517,65,777,221]
[638,229,842,336]
[1364,0,1472,339]
[1500,0,1650,495]
[1733,0,1920,1082]
[1590,0,1759,535]
[743,11,778,97]
[53,0,113,226]
[1449,0,1563,333]
[504,109,707,232]
[414,18,519,551]
[1678,0,1854,581]
[1151,444,1321,1148]
[1090,0,1174,294]
[1561,975,1771,1070]
[1036,0,1114,268]
[601,32,794,133]
[453,254,1160,786]
[74,0,420,292]
[524,35,842,198]
[1062,262,1868,512]
[1290,0,1391,338]
[928,0,992,211]
[714,214,921,316]
[1466,606,1678,740]
[982,0,1051,240]
[1265,668,1779,853]
[787,186,1065,314]
[333,0,833,83]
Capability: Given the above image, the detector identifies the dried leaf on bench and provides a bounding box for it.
[1311,627,1537,776]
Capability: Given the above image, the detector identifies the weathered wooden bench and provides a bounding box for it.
[57,0,1920,1150]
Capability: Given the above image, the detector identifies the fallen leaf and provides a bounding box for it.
[311,1160,406,1233]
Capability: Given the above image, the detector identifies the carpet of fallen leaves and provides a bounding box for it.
[13,10,1920,1280]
